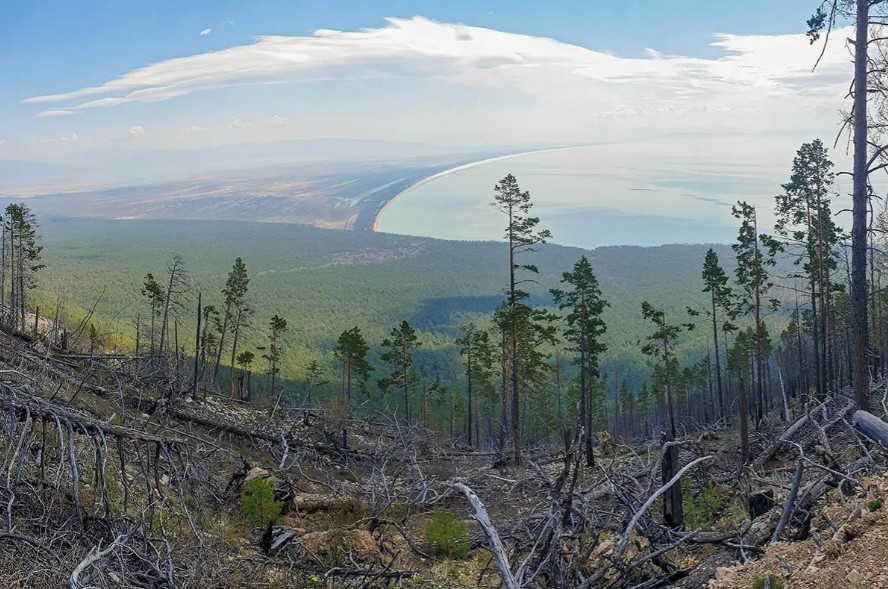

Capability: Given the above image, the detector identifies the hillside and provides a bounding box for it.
[34,217,742,397]
[0,321,881,589]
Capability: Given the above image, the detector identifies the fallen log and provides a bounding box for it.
[0,387,182,446]
[752,414,810,469]
[293,493,360,514]
[770,459,803,543]
[451,481,518,589]
[851,410,888,449]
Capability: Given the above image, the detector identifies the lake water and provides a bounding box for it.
[375,138,850,249]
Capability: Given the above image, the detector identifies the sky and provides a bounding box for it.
[0,0,856,200]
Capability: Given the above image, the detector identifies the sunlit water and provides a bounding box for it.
[375,138,851,249]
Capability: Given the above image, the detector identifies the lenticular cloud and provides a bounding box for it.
[23,16,849,116]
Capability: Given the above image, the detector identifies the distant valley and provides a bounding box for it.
[35,216,747,392]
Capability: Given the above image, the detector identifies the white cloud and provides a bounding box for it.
[231,118,253,129]
[0,139,7,146]
[199,28,212,36]
[22,17,849,117]
[18,17,854,165]
[37,109,76,117]
[40,132,80,144]
[129,125,145,138]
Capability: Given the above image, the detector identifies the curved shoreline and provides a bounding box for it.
[371,145,584,232]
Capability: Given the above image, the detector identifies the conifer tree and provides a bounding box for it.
[771,139,842,400]
[551,255,608,466]
[732,201,776,426]
[491,173,551,463]
[235,350,255,401]
[158,255,188,355]
[197,304,219,387]
[264,315,288,415]
[2,204,43,331]
[728,326,757,463]
[378,320,421,422]
[303,360,328,407]
[457,323,494,446]
[213,257,250,385]
[141,273,165,355]
[641,301,685,528]
[641,302,682,439]
[618,379,634,437]
[806,1,880,410]
[334,326,373,402]
[698,249,735,421]
[636,381,653,438]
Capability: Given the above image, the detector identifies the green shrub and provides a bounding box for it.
[752,574,783,589]
[241,478,283,527]
[867,497,884,512]
[683,479,726,531]
[426,507,469,559]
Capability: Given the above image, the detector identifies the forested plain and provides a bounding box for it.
[35,214,768,418]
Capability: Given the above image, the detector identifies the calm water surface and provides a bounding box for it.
[375,138,845,249]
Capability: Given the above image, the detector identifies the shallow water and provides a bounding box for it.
[375,138,848,249]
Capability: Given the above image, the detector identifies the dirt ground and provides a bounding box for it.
[710,474,888,589]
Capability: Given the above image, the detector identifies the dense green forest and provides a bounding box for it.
[35,216,737,390]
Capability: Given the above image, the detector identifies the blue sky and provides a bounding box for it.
[0,0,852,193]
[1,0,826,98]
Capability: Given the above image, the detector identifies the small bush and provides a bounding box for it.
[867,497,884,512]
[683,479,726,531]
[426,507,469,559]
[752,574,783,589]
[241,478,283,527]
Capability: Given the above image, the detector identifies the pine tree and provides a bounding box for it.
[728,326,757,463]
[213,257,250,387]
[732,201,776,426]
[807,0,883,411]
[264,315,288,415]
[493,300,557,454]
[618,379,635,438]
[197,304,220,388]
[2,204,43,331]
[158,255,189,355]
[303,360,328,407]
[141,273,165,355]
[641,301,685,528]
[698,249,735,422]
[378,320,421,422]
[641,302,682,439]
[636,382,653,438]
[235,350,255,401]
[551,255,608,466]
[334,327,373,402]
[457,323,495,446]
[771,139,842,401]
[491,173,551,463]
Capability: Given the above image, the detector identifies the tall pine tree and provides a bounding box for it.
[551,256,608,466]
[491,173,551,463]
